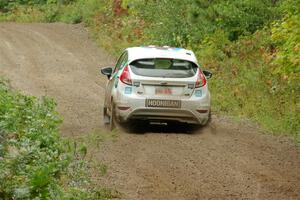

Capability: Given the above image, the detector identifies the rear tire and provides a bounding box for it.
[103,107,110,124]
[108,104,116,131]
[103,104,116,131]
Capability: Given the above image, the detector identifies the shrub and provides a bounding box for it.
[0,79,66,199]
[271,1,300,78]
[121,0,280,46]
[0,80,118,199]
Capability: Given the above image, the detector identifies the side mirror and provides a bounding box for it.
[203,70,213,79]
[100,67,113,79]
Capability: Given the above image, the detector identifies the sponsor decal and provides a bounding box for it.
[125,87,132,94]
[146,99,181,108]
[195,90,202,97]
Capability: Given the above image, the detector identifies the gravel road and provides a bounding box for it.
[0,23,299,200]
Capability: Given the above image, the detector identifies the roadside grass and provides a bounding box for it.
[197,31,300,141]
[0,79,120,199]
[0,0,105,24]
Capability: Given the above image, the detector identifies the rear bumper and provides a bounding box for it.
[127,108,208,124]
[114,89,211,125]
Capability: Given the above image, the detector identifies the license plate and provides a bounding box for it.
[146,99,181,108]
[155,87,172,95]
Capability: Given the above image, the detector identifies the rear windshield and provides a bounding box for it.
[129,58,198,78]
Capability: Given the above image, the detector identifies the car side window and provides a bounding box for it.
[120,53,128,70]
[114,52,128,73]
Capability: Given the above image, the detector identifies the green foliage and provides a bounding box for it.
[0,0,105,24]
[196,30,299,140]
[0,79,64,199]
[271,1,300,77]
[0,80,119,199]
[122,0,280,46]
[59,0,105,25]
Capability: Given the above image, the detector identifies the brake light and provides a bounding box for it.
[195,69,207,88]
[120,66,132,85]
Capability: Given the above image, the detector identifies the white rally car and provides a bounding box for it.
[101,46,212,130]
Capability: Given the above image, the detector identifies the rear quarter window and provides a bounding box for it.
[129,58,198,78]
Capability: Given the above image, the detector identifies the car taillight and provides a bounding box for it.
[120,65,132,85]
[195,69,207,88]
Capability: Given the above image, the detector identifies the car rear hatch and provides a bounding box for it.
[128,58,198,99]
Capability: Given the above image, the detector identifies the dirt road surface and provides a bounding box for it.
[0,23,299,200]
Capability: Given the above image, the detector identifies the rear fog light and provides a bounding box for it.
[196,109,208,113]
[118,106,131,111]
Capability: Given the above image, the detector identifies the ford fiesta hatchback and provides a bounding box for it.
[101,46,212,130]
